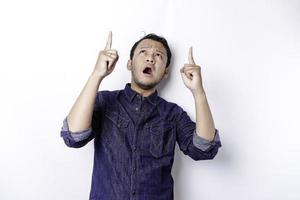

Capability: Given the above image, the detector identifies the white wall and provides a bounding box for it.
[1,0,299,199]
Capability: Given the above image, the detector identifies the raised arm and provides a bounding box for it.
[180,47,215,141]
[67,31,119,133]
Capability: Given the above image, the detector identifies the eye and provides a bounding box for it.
[139,50,146,54]
[155,53,161,57]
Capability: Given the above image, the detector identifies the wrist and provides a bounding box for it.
[193,89,207,102]
[192,87,205,96]
[90,70,105,81]
[89,72,105,84]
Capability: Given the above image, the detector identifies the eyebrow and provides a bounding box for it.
[139,47,166,55]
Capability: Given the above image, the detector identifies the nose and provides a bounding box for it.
[146,54,155,64]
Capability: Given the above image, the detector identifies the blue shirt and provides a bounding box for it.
[60,83,222,200]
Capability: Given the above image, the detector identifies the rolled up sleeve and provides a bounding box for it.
[60,90,106,148]
[60,116,94,148]
[175,107,222,161]
[192,129,221,151]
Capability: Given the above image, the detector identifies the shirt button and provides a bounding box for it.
[133,167,136,171]
[132,146,137,151]
[132,191,136,195]
[135,107,139,111]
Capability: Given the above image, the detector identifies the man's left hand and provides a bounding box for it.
[180,47,205,95]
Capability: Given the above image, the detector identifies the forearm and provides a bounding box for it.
[193,90,216,141]
[67,72,104,133]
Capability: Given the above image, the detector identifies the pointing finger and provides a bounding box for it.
[188,46,195,65]
[105,31,112,50]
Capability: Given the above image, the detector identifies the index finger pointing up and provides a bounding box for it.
[105,31,112,50]
[188,46,195,65]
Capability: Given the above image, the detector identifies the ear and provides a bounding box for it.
[127,60,132,70]
[163,67,170,79]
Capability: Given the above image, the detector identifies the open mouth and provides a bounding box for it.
[142,67,152,75]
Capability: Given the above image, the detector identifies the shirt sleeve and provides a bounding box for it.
[192,129,221,151]
[175,106,222,161]
[62,116,93,142]
[60,91,106,148]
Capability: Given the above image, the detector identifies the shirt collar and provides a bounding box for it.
[124,83,158,106]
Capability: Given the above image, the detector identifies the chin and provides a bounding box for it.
[134,79,159,90]
[137,81,157,90]
[132,71,162,90]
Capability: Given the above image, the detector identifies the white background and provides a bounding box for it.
[1,0,300,199]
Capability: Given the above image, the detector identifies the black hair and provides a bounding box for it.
[129,33,172,68]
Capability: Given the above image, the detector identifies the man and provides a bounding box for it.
[60,31,222,200]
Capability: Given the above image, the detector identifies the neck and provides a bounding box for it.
[130,81,157,97]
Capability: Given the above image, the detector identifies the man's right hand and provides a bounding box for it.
[93,31,119,78]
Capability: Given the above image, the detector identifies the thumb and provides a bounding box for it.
[180,69,191,84]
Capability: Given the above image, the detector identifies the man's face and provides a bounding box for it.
[127,39,169,90]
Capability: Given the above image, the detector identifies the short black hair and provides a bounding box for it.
[130,33,172,68]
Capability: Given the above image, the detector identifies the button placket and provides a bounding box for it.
[131,142,137,197]
[132,145,137,173]
[132,145,137,152]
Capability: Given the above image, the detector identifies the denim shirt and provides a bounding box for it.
[60,83,222,200]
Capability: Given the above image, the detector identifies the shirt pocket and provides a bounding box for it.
[104,110,129,128]
[102,110,130,144]
[148,120,175,158]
